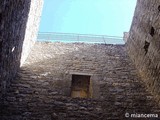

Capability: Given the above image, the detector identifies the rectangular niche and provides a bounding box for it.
[70,74,92,98]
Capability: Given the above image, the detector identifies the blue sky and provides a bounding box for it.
[39,0,137,37]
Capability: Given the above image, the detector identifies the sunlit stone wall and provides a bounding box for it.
[127,0,160,102]
[20,0,43,66]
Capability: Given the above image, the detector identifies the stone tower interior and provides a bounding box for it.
[0,0,160,119]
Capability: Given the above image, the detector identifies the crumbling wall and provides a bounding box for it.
[126,0,160,102]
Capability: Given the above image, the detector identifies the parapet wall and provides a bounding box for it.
[126,0,160,102]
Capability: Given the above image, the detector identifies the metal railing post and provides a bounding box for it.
[103,36,106,44]
[77,35,79,42]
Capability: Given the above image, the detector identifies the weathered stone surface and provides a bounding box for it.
[0,0,43,114]
[20,0,43,66]
[126,0,160,102]
[1,42,160,120]
[0,0,31,104]
[1,0,160,119]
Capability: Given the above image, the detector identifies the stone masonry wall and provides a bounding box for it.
[126,0,160,102]
[20,0,43,66]
[1,42,160,120]
[0,0,31,104]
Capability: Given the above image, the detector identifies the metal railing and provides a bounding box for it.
[37,32,124,44]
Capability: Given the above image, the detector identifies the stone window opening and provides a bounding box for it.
[158,5,160,11]
[150,27,155,37]
[0,13,2,24]
[144,41,150,55]
[70,74,92,98]
[0,41,2,49]
[0,41,2,62]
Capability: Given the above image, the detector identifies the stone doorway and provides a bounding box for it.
[71,74,92,98]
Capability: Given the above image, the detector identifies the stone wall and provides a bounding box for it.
[2,42,159,119]
[0,0,31,103]
[126,0,160,102]
[20,0,43,66]
[23,42,132,100]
